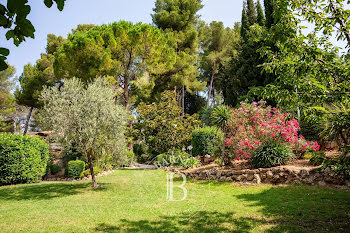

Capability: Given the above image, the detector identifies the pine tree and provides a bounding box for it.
[151,0,205,110]
[246,0,257,27]
[264,0,274,28]
[256,0,265,26]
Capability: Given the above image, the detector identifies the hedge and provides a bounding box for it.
[191,126,223,156]
[0,133,50,185]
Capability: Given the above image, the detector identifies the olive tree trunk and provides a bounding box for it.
[87,154,98,189]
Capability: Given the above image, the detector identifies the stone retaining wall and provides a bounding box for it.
[181,167,350,188]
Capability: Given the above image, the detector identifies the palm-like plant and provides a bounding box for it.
[211,105,231,165]
[320,103,350,146]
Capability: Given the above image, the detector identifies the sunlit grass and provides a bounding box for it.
[0,169,349,232]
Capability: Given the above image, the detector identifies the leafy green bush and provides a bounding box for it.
[309,151,326,166]
[191,126,223,156]
[251,143,294,168]
[156,150,199,169]
[47,163,62,175]
[80,167,102,178]
[67,160,85,179]
[0,134,50,185]
[321,146,350,178]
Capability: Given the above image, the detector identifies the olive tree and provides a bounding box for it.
[40,77,127,188]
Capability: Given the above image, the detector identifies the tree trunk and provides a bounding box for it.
[182,85,185,115]
[88,154,99,189]
[23,106,33,136]
[207,70,215,106]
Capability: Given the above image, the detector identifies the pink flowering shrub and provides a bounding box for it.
[224,101,319,160]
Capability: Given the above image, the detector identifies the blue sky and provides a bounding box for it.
[0,0,243,78]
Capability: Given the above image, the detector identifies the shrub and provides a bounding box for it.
[321,146,350,178]
[47,163,62,175]
[225,101,319,160]
[0,134,50,185]
[80,167,102,178]
[251,143,294,168]
[156,150,199,169]
[309,151,326,166]
[133,91,201,156]
[192,127,223,156]
[67,160,85,179]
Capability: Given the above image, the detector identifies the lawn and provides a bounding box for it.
[0,170,349,233]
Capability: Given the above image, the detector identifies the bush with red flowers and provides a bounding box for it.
[224,101,319,161]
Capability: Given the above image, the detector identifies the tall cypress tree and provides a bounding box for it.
[264,0,274,28]
[256,0,265,26]
[241,6,248,41]
[246,0,257,26]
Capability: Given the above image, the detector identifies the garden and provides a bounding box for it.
[0,0,350,232]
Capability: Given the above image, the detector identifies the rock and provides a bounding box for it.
[232,170,243,175]
[225,177,233,182]
[318,181,327,186]
[253,174,261,184]
[300,169,309,177]
[266,171,273,179]
[247,174,255,181]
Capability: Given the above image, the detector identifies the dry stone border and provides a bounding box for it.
[172,166,350,189]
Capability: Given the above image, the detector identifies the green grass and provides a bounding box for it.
[0,170,349,232]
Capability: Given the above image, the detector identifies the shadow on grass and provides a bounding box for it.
[94,185,350,233]
[236,185,350,233]
[0,181,105,201]
[94,211,267,232]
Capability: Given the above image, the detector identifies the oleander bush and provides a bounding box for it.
[191,126,223,156]
[225,101,320,160]
[67,160,85,179]
[0,133,50,185]
[251,143,294,168]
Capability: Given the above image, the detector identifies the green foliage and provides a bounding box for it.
[0,133,49,185]
[320,103,350,146]
[246,0,257,26]
[264,0,274,28]
[0,0,66,70]
[0,64,15,132]
[151,0,205,107]
[133,91,201,156]
[211,105,230,129]
[191,126,223,156]
[152,0,203,31]
[55,21,177,108]
[47,163,61,175]
[80,167,102,179]
[250,0,349,126]
[156,150,199,169]
[40,77,127,187]
[256,0,265,26]
[67,160,85,179]
[309,151,326,166]
[241,6,248,40]
[199,21,234,106]
[251,143,294,168]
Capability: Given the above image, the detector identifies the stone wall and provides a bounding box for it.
[181,166,350,188]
